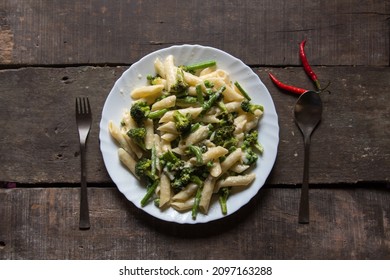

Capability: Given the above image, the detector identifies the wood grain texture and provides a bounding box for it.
[1,0,389,66]
[0,66,388,184]
[0,187,389,260]
[0,0,389,263]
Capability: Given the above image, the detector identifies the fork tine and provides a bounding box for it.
[76,97,79,113]
[81,97,86,114]
[83,97,91,114]
[77,97,83,114]
[87,98,91,114]
[75,97,91,115]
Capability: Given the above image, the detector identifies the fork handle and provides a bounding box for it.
[79,143,90,230]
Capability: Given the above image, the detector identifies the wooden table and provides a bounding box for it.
[0,0,389,259]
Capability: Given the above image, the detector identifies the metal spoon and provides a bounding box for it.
[294,90,323,224]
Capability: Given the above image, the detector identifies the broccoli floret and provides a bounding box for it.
[192,164,210,180]
[218,111,235,127]
[135,158,155,181]
[160,150,208,192]
[242,130,264,154]
[170,68,188,93]
[241,100,264,114]
[224,138,239,152]
[212,125,238,151]
[147,74,164,86]
[213,126,234,145]
[130,101,150,125]
[159,150,184,171]
[134,150,159,207]
[127,127,147,150]
[240,130,263,166]
[242,148,258,165]
[171,167,193,192]
[173,110,192,135]
[160,150,179,164]
[135,158,159,207]
[218,187,231,215]
[204,80,214,88]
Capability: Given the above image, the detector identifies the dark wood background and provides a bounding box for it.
[0,0,389,259]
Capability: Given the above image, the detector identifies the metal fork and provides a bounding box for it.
[75,97,92,230]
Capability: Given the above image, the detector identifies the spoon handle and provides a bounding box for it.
[299,133,311,224]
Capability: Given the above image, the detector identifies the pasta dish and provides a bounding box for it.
[108,55,264,219]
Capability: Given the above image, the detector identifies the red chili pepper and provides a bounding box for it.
[268,73,307,95]
[299,39,321,90]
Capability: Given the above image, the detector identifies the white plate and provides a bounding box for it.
[99,45,279,224]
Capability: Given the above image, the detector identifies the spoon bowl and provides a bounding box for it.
[294,90,323,223]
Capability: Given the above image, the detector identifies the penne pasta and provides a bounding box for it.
[183,71,204,87]
[171,146,186,156]
[118,148,138,179]
[207,78,244,102]
[121,110,138,131]
[160,139,172,152]
[160,132,178,142]
[123,132,143,159]
[159,107,202,123]
[214,173,256,192]
[179,125,209,147]
[171,199,195,212]
[197,114,220,123]
[223,85,246,102]
[157,121,179,134]
[144,119,154,150]
[172,183,198,202]
[159,173,171,208]
[244,110,263,132]
[151,95,176,111]
[230,163,250,174]
[210,159,222,177]
[154,57,166,78]
[234,114,248,134]
[225,101,243,113]
[199,66,215,76]
[220,148,243,174]
[130,84,164,99]
[196,146,229,164]
[199,175,217,214]
[200,69,230,84]
[163,55,177,92]
[109,120,141,158]
[186,86,197,96]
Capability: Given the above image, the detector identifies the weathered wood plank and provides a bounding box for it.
[1,0,388,66]
[0,66,388,184]
[0,187,389,259]
[263,66,390,185]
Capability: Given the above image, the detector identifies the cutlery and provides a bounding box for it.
[75,97,92,229]
[294,91,323,224]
